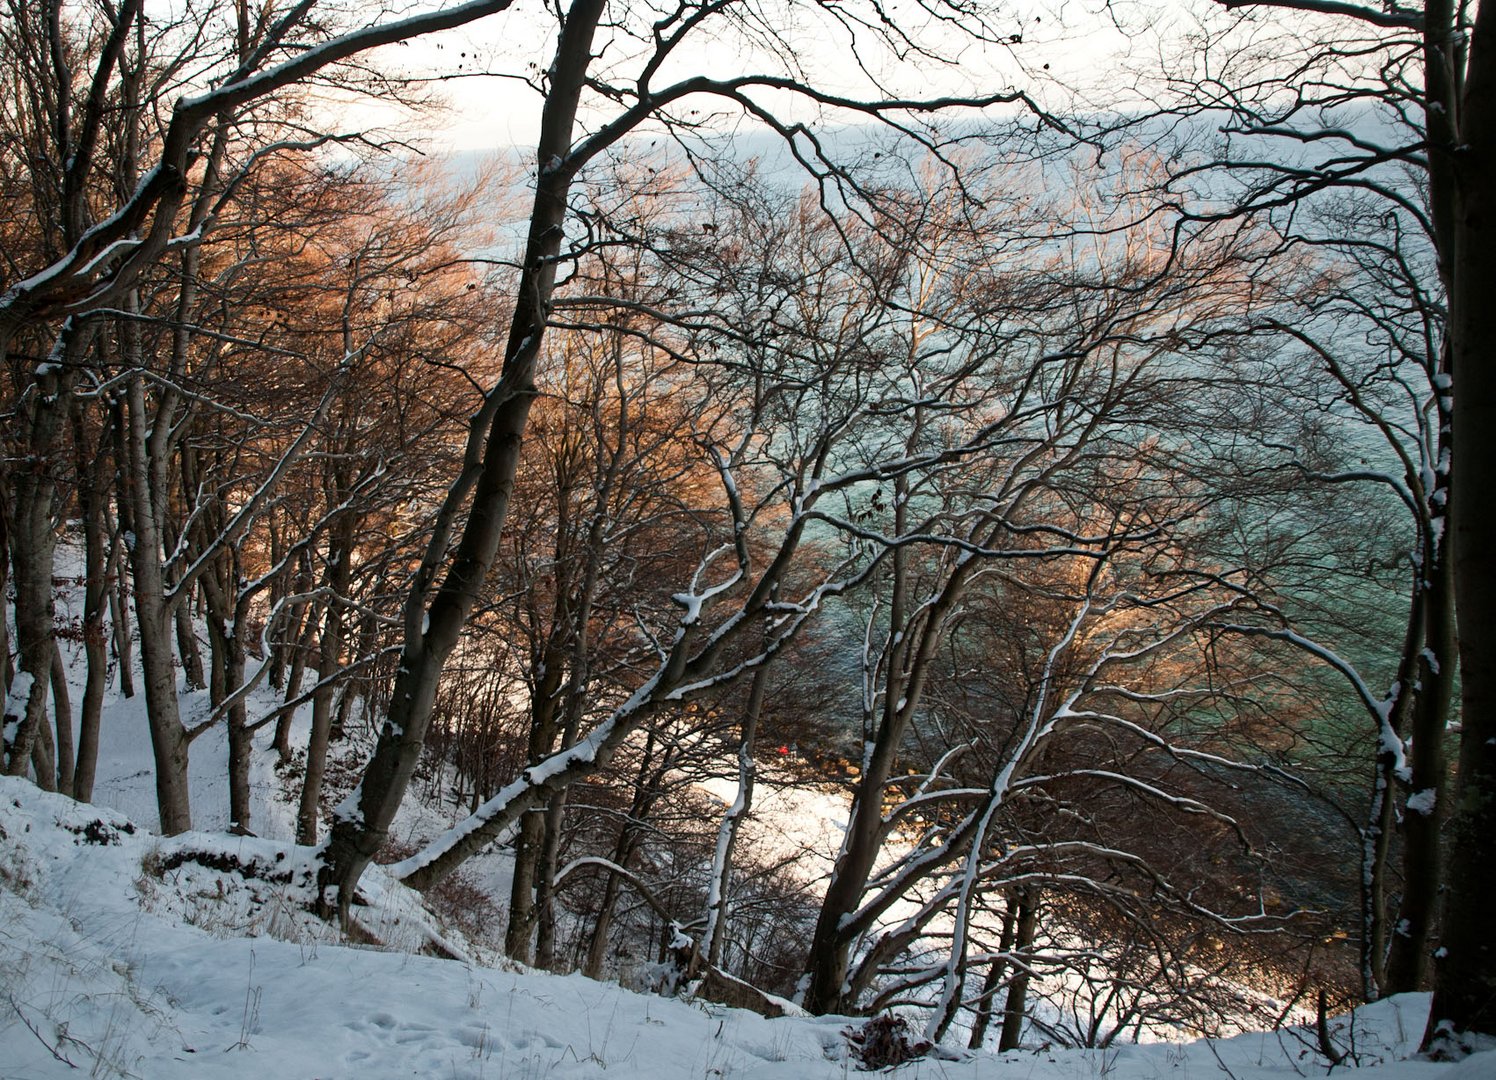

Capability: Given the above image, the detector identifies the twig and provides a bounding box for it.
[1205,1036,1239,1080]
[6,991,80,1068]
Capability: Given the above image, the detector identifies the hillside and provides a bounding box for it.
[1,775,1490,1080]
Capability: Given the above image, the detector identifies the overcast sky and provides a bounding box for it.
[345,0,1173,154]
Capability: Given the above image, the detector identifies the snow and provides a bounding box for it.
[696,771,846,880]
[672,589,705,622]
[3,556,1493,1079]
[1,779,850,1080]
[1406,788,1437,815]
[1,775,1480,1079]
[74,235,142,278]
[3,670,35,730]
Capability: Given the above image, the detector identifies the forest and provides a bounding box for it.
[2,0,1494,1066]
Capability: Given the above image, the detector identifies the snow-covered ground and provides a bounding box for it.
[2,776,1491,1080]
[6,562,1494,1078]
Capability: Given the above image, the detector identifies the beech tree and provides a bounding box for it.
[785,163,1292,1026]
[1135,0,1496,1048]
[8,0,1489,1047]
[314,0,1053,918]
[1148,22,1445,1005]
[0,0,522,823]
[493,297,721,962]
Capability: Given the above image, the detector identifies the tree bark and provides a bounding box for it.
[583,736,669,978]
[583,867,627,980]
[1386,453,1454,991]
[276,579,319,761]
[532,788,570,970]
[4,357,70,782]
[0,475,11,695]
[701,662,767,971]
[968,898,1020,1050]
[201,564,254,836]
[317,0,606,919]
[801,488,913,1016]
[1353,554,1433,998]
[106,395,135,701]
[174,577,206,692]
[30,689,57,792]
[505,634,569,962]
[298,513,352,845]
[122,370,192,834]
[998,889,1039,1052]
[49,642,73,795]
[803,468,984,1014]
[1425,0,1496,1050]
[69,394,112,801]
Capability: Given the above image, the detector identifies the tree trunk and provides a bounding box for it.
[266,514,288,691]
[505,639,568,963]
[276,581,319,761]
[6,648,49,783]
[122,371,192,834]
[106,396,135,700]
[70,395,112,801]
[505,809,549,962]
[297,602,343,845]
[801,532,912,1015]
[30,690,57,792]
[174,583,206,692]
[317,0,606,920]
[1425,0,1496,1050]
[5,357,69,782]
[701,663,767,971]
[583,868,626,980]
[802,466,987,1016]
[998,889,1039,1052]
[1386,459,1454,992]
[49,642,73,795]
[968,898,1020,1050]
[532,790,570,970]
[583,740,668,979]
[1362,734,1400,997]
[298,503,353,845]
[107,541,135,699]
[1357,565,1428,999]
[207,577,254,836]
[536,501,610,971]
[0,477,11,695]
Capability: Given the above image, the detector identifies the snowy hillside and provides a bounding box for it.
[1,776,1489,1080]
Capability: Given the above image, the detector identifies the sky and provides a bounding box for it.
[344,0,1172,154]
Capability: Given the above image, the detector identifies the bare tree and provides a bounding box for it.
[314,0,1051,919]
[784,155,1281,1025]
[0,0,523,827]
[1130,0,1495,1044]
